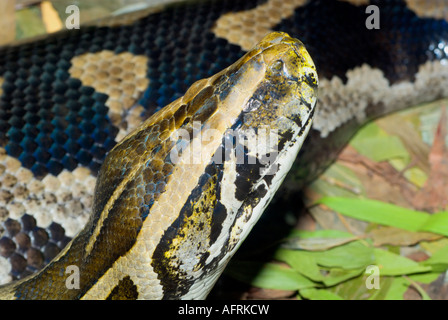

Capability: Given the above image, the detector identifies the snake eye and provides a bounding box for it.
[270,59,284,75]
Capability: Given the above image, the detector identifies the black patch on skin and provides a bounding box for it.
[106,276,138,300]
[227,103,290,203]
[293,113,302,128]
[264,171,275,186]
[277,128,295,154]
[193,181,269,281]
[209,201,228,244]
[234,154,265,202]
[299,96,312,110]
[303,72,318,90]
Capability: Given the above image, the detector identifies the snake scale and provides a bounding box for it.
[0,0,447,299]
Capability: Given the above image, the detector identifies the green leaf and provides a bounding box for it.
[350,122,410,163]
[408,272,441,284]
[328,273,394,300]
[311,241,375,269]
[317,197,428,231]
[405,277,432,300]
[225,261,315,291]
[321,267,366,287]
[317,197,448,236]
[373,249,431,276]
[421,238,448,255]
[419,211,448,236]
[421,245,448,272]
[384,277,410,300]
[274,249,323,282]
[277,241,375,271]
[16,7,46,39]
[275,241,374,287]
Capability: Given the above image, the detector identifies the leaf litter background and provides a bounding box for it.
[1,0,448,300]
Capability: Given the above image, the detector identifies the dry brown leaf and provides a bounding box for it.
[421,274,448,300]
[412,107,448,212]
[405,251,430,262]
[281,236,362,251]
[377,115,431,174]
[0,1,16,45]
[308,205,369,235]
[337,146,417,208]
[370,226,442,247]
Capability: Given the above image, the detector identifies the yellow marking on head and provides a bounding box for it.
[163,171,218,273]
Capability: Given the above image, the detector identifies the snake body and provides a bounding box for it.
[0,0,447,299]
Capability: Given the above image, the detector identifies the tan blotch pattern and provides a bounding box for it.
[69,51,149,140]
[0,147,96,284]
[212,0,307,51]
[0,148,94,239]
[405,0,448,22]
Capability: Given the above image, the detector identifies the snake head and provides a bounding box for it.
[239,31,318,146]
[149,32,319,299]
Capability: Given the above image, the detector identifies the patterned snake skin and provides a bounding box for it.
[0,0,447,290]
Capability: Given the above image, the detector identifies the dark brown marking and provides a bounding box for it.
[189,86,215,115]
[174,104,188,127]
[106,276,138,300]
[192,95,219,123]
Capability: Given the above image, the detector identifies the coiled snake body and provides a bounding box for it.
[0,0,447,299]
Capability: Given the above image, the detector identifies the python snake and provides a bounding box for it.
[0,0,447,299]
